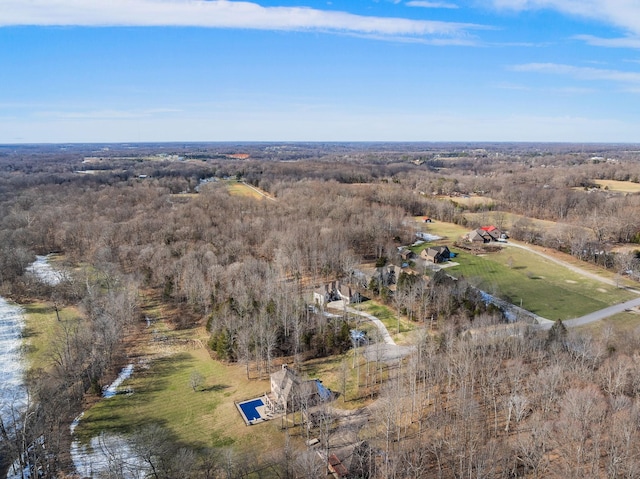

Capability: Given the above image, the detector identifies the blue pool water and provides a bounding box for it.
[238,398,264,423]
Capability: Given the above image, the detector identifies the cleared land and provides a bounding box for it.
[463,211,561,233]
[358,301,416,343]
[443,195,495,207]
[592,179,640,193]
[75,327,285,453]
[23,302,83,371]
[227,181,270,200]
[413,217,468,240]
[446,245,636,320]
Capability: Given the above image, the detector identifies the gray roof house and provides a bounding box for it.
[265,365,332,413]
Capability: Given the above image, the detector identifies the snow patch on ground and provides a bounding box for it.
[0,299,26,407]
[415,232,442,242]
[25,255,67,286]
[70,365,145,478]
[103,364,134,398]
[71,432,149,479]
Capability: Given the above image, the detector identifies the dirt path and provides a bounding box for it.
[241,181,276,201]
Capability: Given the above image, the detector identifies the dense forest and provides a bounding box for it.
[2,142,640,478]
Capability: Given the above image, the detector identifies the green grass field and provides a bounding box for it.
[227,181,267,200]
[414,217,468,241]
[358,301,416,339]
[446,246,636,320]
[75,343,285,453]
[23,302,83,372]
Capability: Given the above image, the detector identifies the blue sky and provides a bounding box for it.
[1,0,640,143]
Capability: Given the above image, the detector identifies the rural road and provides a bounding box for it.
[535,296,640,330]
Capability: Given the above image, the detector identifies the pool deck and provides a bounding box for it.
[236,396,276,426]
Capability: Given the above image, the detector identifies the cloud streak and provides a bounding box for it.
[406,1,459,8]
[512,62,640,84]
[0,0,481,40]
[492,0,640,37]
[574,34,640,49]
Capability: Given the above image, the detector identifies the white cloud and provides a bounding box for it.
[0,0,480,40]
[574,34,640,49]
[406,1,459,8]
[34,108,182,120]
[491,0,640,36]
[512,62,640,84]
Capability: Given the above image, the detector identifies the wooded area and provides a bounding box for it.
[2,142,640,478]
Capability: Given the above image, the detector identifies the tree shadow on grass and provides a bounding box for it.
[20,326,39,339]
[77,353,196,441]
[201,384,231,393]
[24,304,52,315]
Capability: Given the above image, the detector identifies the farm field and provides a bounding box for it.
[445,245,636,320]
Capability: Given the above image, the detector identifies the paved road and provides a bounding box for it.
[326,300,415,361]
[326,300,395,345]
[535,296,640,330]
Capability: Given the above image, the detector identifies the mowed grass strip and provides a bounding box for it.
[76,341,284,454]
[227,181,266,200]
[446,246,636,320]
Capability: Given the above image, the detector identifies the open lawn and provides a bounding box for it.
[227,180,268,200]
[446,246,636,320]
[75,338,285,454]
[299,353,369,408]
[75,293,286,456]
[414,217,468,241]
[592,179,640,193]
[578,311,640,335]
[358,301,416,340]
[23,302,83,372]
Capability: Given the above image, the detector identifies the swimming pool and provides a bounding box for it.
[237,398,264,424]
